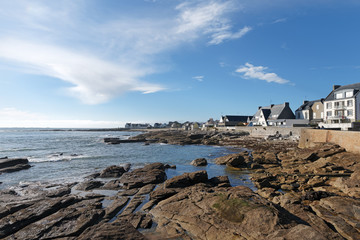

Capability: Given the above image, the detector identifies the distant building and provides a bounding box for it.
[125,123,151,129]
[320,83,360,130]
[218,115,252,127]
[249,102,296,126]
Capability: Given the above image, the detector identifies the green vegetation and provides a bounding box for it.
[212,194,256,223]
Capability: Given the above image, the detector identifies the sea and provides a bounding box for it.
[0,128,254,190]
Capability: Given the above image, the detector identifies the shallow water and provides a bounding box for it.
[0,128,254,190]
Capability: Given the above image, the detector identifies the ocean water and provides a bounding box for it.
[0,129,254,189]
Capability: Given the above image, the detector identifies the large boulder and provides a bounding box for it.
[164,170,208,188]
[120,163,166,189]
[214,153,246,168]
[99,165,127,178]
[190,158,207,166]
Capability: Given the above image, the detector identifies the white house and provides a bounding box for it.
[249,102,296,126]
[320,83,360,130]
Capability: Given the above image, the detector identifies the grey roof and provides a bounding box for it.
[325,83,360,101]
[296,99,323,111]
[224,115,252,122]
[251,102,295,121]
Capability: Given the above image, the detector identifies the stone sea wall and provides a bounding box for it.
[217,126,306,138]
[299,128,360,154]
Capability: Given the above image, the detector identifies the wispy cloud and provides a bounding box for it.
[208,26,251,45]
[272,18,287,24]
[0,39,164,104]
[192,76,204,82]
[175,1,250,45]
[235,63,290,84]
[0,1,249,104]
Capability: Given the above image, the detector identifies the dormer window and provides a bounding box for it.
[335,92,343,99]
[345,91,354,98]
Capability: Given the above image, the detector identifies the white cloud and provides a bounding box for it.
[0,1,249,104]
[0,108,124,128]
[236,63,290,84]
[192,76,204,82]
[0,39,164,104]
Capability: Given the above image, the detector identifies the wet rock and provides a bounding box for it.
[118,189,139,196]
[75,181,104,191]
[0,158,31,173]
[104,197,130,220]
[120,195,146,216]
[209,175,231,187]
[120,212,153,229]
[103,137,122,144]
[77,219,146,240]
[190,158,207,166]
[98,165,127,178]
[120,163,166,189]
[164,170,208,188]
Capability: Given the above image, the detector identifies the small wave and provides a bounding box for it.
[28,153,91,163]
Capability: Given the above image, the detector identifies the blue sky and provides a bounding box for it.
[0,0,359,128]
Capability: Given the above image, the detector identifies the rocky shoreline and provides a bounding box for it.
[1,130,359,239]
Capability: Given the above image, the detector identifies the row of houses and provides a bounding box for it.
[216,83,360,130]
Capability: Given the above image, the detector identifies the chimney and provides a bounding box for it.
[258,106,262,110]
[303,100,309,105]
[285,102,289,107]
[333,85,341,90]
[270,104,274,108]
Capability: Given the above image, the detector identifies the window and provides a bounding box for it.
[347,100,353,107]
[335,93,343,99]
[326,102,332,109]
[316,105,319,110]
[313,113,316,119]
[334,101,344,108]
[327,111,332,117]
[305,112,308,119]
[347,110,353,116]
[321,112,324,118]
[346,91,353,98]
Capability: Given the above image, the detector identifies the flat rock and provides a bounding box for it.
[150,184,328,240]
[0,196,78,238]
[310,197,360,240]
[120,163,166,189]
[77,219,146,240]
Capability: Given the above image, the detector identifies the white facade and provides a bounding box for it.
[323,95,357,124]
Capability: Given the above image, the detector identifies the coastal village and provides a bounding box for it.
[2,83,360,239]
[126,82,360,131]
